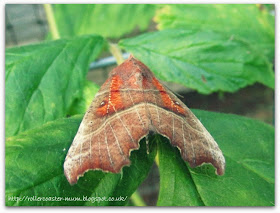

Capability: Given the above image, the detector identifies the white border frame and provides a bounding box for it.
[1,0,278,212]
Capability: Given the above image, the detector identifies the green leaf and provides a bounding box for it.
[155,4,275,61]
[156,135,204,206]
[68,80,100,116]
[5,115,156,206]
[53,4,156,39]
[157,109,274,206]
[119,29,274,94]
[5,35,104,137]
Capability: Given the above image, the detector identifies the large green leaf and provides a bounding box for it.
[53,4,156,39]
[5,115,156,206]
[155,4,275,61]
[157,109,274,206]
[5,35,104,137]
[119,29,274,94]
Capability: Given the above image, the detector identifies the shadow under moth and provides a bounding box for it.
[64,55,225,185]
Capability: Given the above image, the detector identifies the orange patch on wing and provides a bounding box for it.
[96,76,125,117]
[95,97,108,117]
[152,77,186,115]
[109,75,125,113]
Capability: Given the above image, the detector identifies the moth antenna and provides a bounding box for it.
[160,80,184,99]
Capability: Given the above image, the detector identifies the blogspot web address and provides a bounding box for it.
[7,195,128,203]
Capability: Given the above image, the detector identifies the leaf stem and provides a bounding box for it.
[154,135,160,167]
[130,191,146,206]
[155,153,160,167]
[109,43,124,65]
[43,4,60,40]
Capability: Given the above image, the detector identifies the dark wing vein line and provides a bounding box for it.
[108,122,126,160]
[152,93,161,124]
[111,104,135,144]
[181,119,187,158]
[127,89,146,129]
[104,128,114,169]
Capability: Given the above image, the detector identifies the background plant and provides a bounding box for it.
[5,4,275,206]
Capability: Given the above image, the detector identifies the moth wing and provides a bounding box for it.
[64,91,150,185]
[150,88,225,175]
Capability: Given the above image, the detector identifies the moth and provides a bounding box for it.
[64,55,225,185]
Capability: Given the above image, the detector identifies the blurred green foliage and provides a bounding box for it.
[53,4,156,39]
[155,4,275,61]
